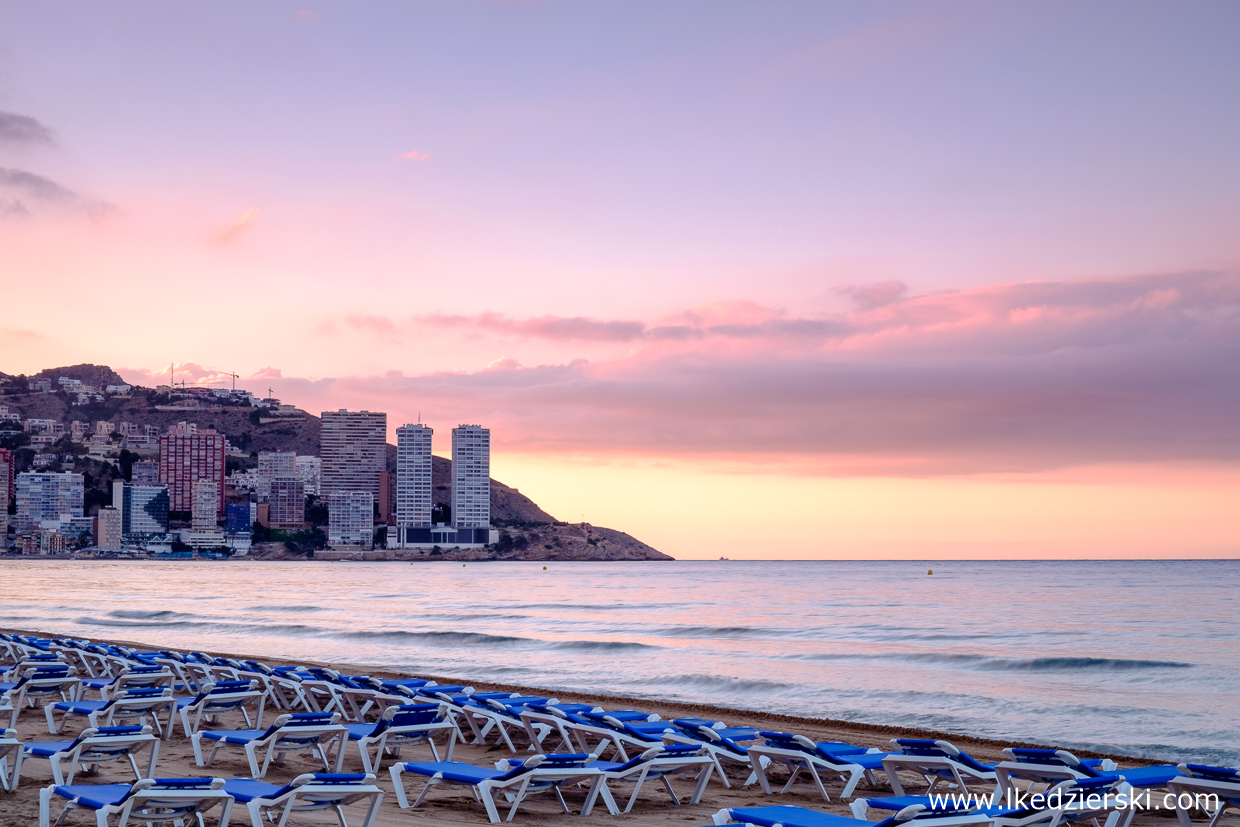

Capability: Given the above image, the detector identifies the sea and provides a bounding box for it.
[3,558,1236,765]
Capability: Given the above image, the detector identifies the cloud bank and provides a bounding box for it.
[0,111,56,146]
[125,270,1240,475]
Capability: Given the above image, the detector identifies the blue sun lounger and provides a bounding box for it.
[1166,764,1240,827]
[390,752,617,823]
[585,743,718,814]
[2,666,82,719]
[222,772,383,827]
[22,725,159,786]
[715,803,991,827]
[191,711,348,779]
[747,730,891,800]
[883,740,998,796]
[176,679,266,738]
[343,702,461,772]
[46,687,178,739]
[993,748,1181,796]
[664,722,769,788]
[38,777,233,827]
[852,776,1140,827]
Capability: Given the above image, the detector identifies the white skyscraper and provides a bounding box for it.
[396,424,433,528]
[451,425,490,528]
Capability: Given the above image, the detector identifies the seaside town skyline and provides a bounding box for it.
[0,371,511,557]
[2,4,1238,560]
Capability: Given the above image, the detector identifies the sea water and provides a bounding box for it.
[2,558,1236,764]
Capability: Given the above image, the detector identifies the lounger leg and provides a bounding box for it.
[750,753,773,794]
[38,784,53,827]
[478,780,503,823]
[191,733,205,765]
[690,763,714,804]
[779,763,802,793]
[389,765,411,808]
[807,765,832,802]
[887,767,907,796]
[841,767,863,798]
[250,742,267,778]
[44,704,58,734]
[332,733,346,771]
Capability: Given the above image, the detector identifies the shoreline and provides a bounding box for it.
[0,624,1159,767]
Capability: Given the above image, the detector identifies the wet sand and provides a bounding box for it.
[0,628,1184,827]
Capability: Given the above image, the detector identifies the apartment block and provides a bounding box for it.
[269,476,306,529]
[328,491,374,547]
[15,472,84,533]
[396,423,433,528]
[95,506,123,550]
[295,455,321,497]
[112,481,171,543]
[0,447,13,505]
[159,426,225,515]
[451,425,490,529]
[257,451,297,500]
[320,410,386,498]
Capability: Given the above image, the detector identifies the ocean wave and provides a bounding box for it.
[327,629,655,652]
[548,640,656,651]
[638,673,793,693]
[783,652,1192,671]
[655,625,766,638]
[330,630,532,646]
[108,609,198,620]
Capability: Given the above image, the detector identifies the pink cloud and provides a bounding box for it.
[399,150,431,162]
[293,9,321,22]
[212,208,257,245]
[120,269,1240,476]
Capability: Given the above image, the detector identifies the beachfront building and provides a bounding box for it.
[295,455,321,497]
[394,423,433,548]
[256,451,297,500]
[269,476,306,529]
[15,472,84,533]
[320,409,386,499]
[112,481,171,544]
[0,446,13,506]
[452,425,490,528]
[187,480,226,548]
[396,423,433,527]
[327,491,373,547]
[95,506,122,550]
[159,425,225,516]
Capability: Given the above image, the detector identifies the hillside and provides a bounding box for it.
[1,364,671,558]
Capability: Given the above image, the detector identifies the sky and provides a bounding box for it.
[1,2,1238,559]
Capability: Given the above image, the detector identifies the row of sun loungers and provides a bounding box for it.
[1,632,1236,827]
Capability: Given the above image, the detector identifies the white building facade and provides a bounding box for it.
[328,491,374,547]
[451,425,490,529]
[396,424,433,528]
[15,472,83,533]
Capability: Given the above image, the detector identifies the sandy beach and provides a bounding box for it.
[0,627,1186,827]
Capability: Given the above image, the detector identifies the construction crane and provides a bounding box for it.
[225,371,240,391]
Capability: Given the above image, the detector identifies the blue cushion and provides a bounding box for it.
[222,778,285,802]
[52,783,133,810]
[729,805,863,827]
[25,740,75,757]
[402,761,509,784]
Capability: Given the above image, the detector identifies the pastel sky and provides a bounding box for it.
[2,2,1238,558]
